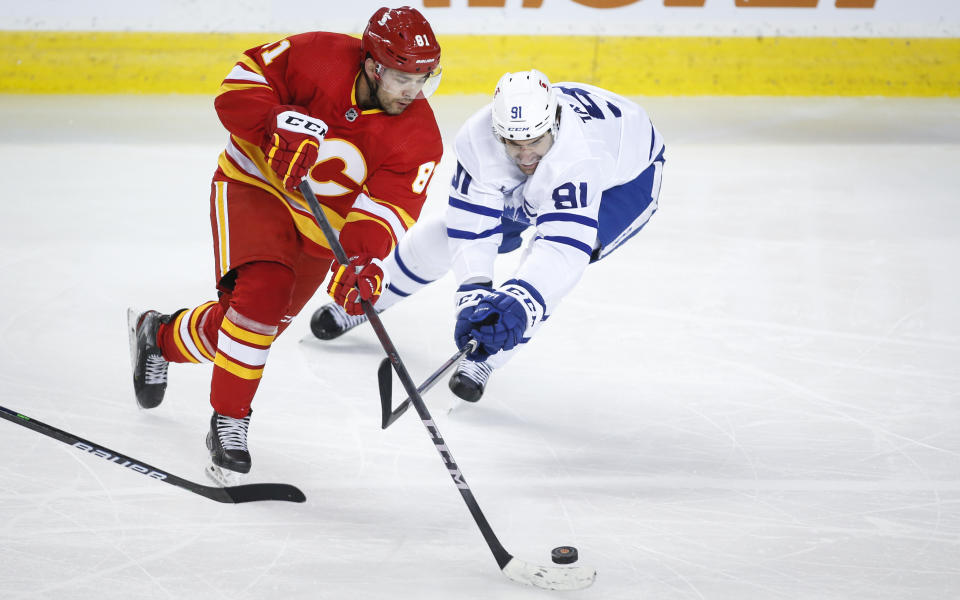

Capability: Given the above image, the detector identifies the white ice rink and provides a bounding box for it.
[1,93,959,599]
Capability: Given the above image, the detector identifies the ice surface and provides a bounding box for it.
[1,94,959,599]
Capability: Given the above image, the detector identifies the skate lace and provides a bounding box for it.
[458,359,492,386]
[144,354,169,385]
[329,303,368,330]
[216,414,250,452]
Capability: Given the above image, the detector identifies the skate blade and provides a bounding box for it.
[205,463,249,487]
[447,397,465,416]
[126,308,140,371]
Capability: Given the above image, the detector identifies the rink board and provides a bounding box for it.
[1,31,958,96]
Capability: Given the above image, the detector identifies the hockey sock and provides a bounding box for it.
[209,261,296,419]
[158,302,219,363]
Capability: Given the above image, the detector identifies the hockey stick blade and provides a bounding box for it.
[379,341,477,429]
[0,406,306,504]
[378,357,399,428]
[502,557,597,591]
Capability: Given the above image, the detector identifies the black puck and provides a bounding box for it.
[551,545,578,564]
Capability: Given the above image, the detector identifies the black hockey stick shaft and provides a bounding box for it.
[0,405,306,504]
[298,181,514,569]
[378,340,477,429]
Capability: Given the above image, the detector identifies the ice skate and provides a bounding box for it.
[310,302,368,340]
[127,308,175,409]
[448,358,493,402]
[205,411,252,486]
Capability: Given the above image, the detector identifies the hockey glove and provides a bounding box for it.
[466,280,546,356]
[262,106,328,192]
[327,254,388,316]
[453,282,493,359]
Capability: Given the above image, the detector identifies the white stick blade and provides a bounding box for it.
[502,557,596,591]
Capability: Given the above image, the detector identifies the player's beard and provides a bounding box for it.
[365,73,413,115]
[377,87,413,116]
[358,71,381,111]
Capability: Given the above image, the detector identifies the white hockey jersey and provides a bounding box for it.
[446,82,664,314]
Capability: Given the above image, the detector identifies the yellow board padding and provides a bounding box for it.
[1,31,958,96]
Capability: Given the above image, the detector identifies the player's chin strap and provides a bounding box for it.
[296,180,596,591]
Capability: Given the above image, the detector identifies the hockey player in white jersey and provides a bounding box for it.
[311,69,665,402]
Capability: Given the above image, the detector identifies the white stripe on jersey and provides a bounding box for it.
[225,64,269,85]
[352,193,407,242]
[225,138,268,184]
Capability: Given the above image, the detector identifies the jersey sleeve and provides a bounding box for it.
[340,114,443,259]
[511,158,604,312]
[446,125,506,286]
[213,33,311,147]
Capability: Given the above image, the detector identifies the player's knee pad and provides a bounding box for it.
[228,261,297,325]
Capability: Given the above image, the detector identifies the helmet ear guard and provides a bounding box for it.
[491,69,559,142]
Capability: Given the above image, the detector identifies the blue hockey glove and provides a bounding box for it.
[453,282,493,359]
[465,279,546,356]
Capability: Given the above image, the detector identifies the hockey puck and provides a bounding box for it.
[551,545,579,564]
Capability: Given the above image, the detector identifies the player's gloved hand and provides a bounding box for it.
[465,280,546,356]
[453,282,493,359]
[327,254,388,316]
[262,105,328,192]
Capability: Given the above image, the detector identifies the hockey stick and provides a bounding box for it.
[298,181,595,591]
[0,405,306,504]
[378,340,477,429]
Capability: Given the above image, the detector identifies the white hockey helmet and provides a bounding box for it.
[491,69,559,141]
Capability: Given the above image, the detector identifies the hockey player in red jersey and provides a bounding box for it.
[127,6,443,483]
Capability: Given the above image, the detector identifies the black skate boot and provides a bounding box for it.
[206,410,252,485]
[448,358,493,403]
[127,308,180,409]
[310,302,368,340]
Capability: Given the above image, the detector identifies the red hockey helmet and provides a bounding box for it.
[362,6,441,74]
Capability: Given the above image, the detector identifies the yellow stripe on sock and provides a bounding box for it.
[220,318,276,347]
[214,353,264,380]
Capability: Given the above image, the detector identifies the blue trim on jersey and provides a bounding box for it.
[447,224,503,240]
[448,197,503,219]
[503,278,548,313]
[542,235,594,256]
[537,213,599,229]
[386,282,411,297]
[592,145,666,262]
[498,218,529,254]
[393,246,433,286]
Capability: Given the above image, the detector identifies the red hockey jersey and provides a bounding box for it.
[213,31,443,259]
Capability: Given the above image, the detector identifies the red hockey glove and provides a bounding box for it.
[327,254,388,316]
[262,106,328,192]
